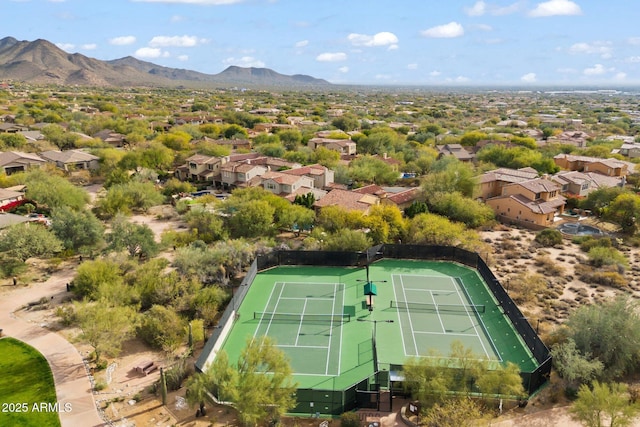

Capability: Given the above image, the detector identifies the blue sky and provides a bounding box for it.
[3,0,640,86]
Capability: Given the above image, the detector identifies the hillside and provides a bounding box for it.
[0,37,331,88]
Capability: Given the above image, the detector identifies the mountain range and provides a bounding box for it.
[0,37,330,88]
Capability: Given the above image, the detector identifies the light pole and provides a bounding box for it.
[357,318,394,339]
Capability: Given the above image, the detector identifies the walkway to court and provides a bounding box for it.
[0,267,105,427]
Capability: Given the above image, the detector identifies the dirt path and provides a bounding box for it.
[0,266,106,427]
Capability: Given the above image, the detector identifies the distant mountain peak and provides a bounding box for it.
[0,36,331,88]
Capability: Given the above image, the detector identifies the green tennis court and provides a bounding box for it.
[217,259,537,393]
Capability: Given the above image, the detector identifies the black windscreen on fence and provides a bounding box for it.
[252,244,552,397]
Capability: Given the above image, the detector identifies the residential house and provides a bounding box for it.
[0,123,29,133]
[486,178,566,227]
[554,154,630,177]
[0,187,25,211]
[39,150,100,171]
[313,188,379,213]
[281,164,335,189]
[614,142,640,159]
[551,170,622,198]
[477,167,539,201]
[308,138,357,156]
[384,187,421,211]
[94,129,126,147]
[547,131,590,148]
[0,151,46,175]
[221,161,268,188]
[436,144,474,162]
[175,154,223,184]
[261,171,314,197]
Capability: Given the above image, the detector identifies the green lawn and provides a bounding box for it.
[0,338,61,427]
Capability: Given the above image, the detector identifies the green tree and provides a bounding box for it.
[138,305,185,353]
[331,114,359,132]
[227,200,275,238]
[277,204,315,232]
[551,338,604,387]
[322,229,372,251]
[277,129,303,150]
[73,259,124,299]
[427,192,494,228]
[474,362,525,399]
[349,156,398,185]
[563,296,640,381]
[162,178,196,197]
[424,397,483,427]
[406,213,479,249]
[0,222,63,262]
[25,169,90,211]
[403,354,452,408]
[404,200,429,218]
[570,381,639,427]
[75,302,138,363]
[422,158,477,198]
[293,192,315,209]
[50,206,104,254]
[185,209,227,243]
[96,181,164,218]
[604,193,640,234]
[580,187,628,217]
[234,337,298,426]
[223,124,249,139]
[106,215,158,258]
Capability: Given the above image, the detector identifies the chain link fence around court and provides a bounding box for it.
[253,245,551,396]
[196,244,550,405]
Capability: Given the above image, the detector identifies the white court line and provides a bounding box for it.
[452,278,491,359]
[391,274,408,356]
[295,299,308,347]
[413,331,480,337]
[281,297,335,301]
[262,282,287,338]
[400,275,419,356]
[429,290,447,333]
[326,282,337,376]
[253,282,281,338]
[338,282,344,375]
[277,344,329,349]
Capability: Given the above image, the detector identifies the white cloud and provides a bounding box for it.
[375,74,392,80]
[583,64,613,76]
[132,0,245,5]
[178,55,189,61]
[492,2,522,15]
[316,52,347,62]
[338,66,349,73]
[472,24,493,31]
[295,40,309,48]
[429,70,442,77]
[407,63,418,70]
[614,72,627,80]
[222,56,265,67]
[521,72,537,83]
[464,1,486,16]
[170,15,186,22]
[56,43,75,51]
[529,0,582,17]
[81,43,97,50]
[149,35,204,47]
[135,47,170,58]
[628,37,640,46]
[347,32,399,48]
[625,56,640,63]
[568,41,612,58]
[421,22,464,38]
[109,36,136,46]
[455,76,470,82]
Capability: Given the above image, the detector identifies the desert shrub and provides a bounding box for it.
[508,273,547,305]
[535,229,563,247]
[340,412,360,427]
[535,255,565,276]
[578,270,628,288]
[164,357,194,391]
[138,305,186,353]
[588,246,628,271]
[578,236,614,253]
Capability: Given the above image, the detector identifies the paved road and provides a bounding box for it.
[0,268,105,427]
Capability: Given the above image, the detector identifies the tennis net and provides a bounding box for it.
[253,312,351,323]
[390,301,485,314]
